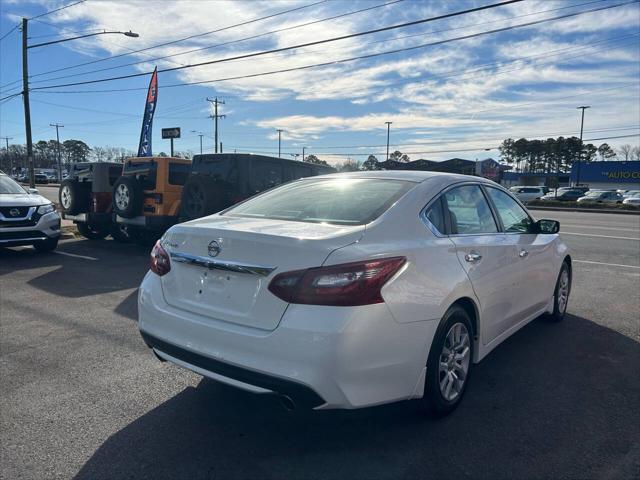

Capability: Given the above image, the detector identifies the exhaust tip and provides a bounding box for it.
[279,395,296,411]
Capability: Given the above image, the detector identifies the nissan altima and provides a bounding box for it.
[138,171,571,415]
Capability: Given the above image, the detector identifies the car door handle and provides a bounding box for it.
[465,252,482,262]
[519,249,529,258]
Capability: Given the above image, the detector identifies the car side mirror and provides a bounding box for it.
[28,188,39,194]
[535,219,559,234]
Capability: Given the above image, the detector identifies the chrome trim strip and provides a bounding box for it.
[0,236,47,244]
[0,206,36,222]
[169,251,276,276]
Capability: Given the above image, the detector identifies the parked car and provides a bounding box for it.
[577,191,624,204]
[58,162,128,241]
[112,156,192,244]
[0,172,60,251]
[34,173,49,184]
[138,171,570,415]
[180,153,336,220]
[540,190,584,202]
[623,189,640,198]
[508,186,545,203]
[622,193,640,207]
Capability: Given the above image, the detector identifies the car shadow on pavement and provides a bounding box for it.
[74,314,640,480]
[0,240,149,298]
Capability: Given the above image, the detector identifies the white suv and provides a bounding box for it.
[508,186,545,203]
[0,173,61,252]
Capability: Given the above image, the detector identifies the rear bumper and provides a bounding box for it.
[0,212,61,246]
[116,214,178,231]
[63,212,111,225]
[138,272,436,409]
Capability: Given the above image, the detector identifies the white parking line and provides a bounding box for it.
[53,251,98,261]
[574,260,640,270]
[561,232,640,241]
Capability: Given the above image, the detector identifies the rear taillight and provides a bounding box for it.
[150,240,171,276]
[268,257,406,307]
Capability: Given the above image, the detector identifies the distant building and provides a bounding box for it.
[379,157,509,181]
[501,160,640,190]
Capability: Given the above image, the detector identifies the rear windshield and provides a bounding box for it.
[224,178,414,225]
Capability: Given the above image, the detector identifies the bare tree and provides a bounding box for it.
[618,144,633,161]
[631,146,640,161]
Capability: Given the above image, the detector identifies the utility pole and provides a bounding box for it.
[21,18,35,188]
[385,121,392,161]
[50,123,64,182]
[277,129,284,158]
[576,106,590,186]
[302,146,306,161]
[1,136,12,174]
[207,97,225,153]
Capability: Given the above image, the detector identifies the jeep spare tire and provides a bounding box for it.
[59,179,89,215]
[181,175,225,220]
[113,176,143,219]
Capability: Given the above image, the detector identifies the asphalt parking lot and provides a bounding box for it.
[1,210,639,480]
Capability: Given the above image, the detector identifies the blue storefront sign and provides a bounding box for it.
[570,161,640,184]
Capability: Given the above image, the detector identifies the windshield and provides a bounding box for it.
[0,175,27,194]
[224,178,414,225]
[585,191,603,197]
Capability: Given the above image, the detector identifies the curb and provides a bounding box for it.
[529,206,640,215]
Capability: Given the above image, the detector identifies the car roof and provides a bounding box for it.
[312,170,496,185]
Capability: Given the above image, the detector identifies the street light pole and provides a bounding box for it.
[385,121,392,161]
[22,18,35,188]
[575,106,590,186]
[191,130,204,154]
[50,123,64,182]
[277,129,284,158]
[21,22,139,188]
[302,146,306,161]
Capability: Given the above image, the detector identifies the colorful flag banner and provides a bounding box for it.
[137,67,158,157]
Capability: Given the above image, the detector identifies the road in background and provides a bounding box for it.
[1,211,639,479]
[34,185,59,204]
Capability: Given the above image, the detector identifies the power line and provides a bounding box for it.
[29,0,88,21]
[30,0,637,93]
[26,0,331,79]
[0,24,20,43]
[28,0,526,91]
[24,0,612,86]
[28,32,640,97]
[26,0,407,85]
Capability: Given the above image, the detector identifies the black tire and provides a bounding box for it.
[545,261,571,322]
[59,179,90,215]
[423,305,474,416]
[110,223,130,243]
[76,222,109,240]
[180,175,225,220]
[112,176,143,219]
[33,236,59,252]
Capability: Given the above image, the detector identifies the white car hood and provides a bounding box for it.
[0,193,50,206]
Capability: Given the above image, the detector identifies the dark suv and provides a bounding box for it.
[180,154,335,220]
[58,162,128,241]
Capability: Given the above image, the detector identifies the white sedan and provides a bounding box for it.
[138,171,571,415]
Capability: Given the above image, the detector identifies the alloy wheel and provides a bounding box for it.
[115,184,130,210]
[61,186,71,209]
[438,322,471,402]
[557,269,570,313]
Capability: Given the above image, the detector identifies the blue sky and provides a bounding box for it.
[0,0,639,165]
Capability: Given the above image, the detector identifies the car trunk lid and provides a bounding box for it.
[160,215,364,330]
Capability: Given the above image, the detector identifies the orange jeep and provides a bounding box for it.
[112,156,191,241]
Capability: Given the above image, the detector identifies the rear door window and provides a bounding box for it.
[124,161,157,190]
[443,185,498,235]
[424,197,446,234]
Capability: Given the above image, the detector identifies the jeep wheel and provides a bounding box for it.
[76,222,109,240]
[113,176,143,219]
[59,179,89,215]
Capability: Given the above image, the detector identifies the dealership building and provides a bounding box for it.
[501,160,640,190]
